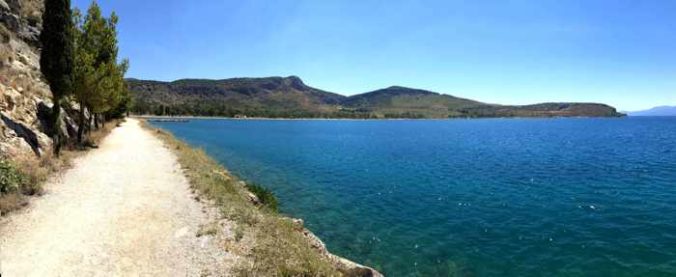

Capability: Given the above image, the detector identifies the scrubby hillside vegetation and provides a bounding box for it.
[130,76,345,118]
[129,77,623,118]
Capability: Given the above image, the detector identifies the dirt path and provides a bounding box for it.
[0,118,234,276]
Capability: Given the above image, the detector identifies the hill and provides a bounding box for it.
[627,106,676,116]
[129,77,624,118]
[129,76,346,118]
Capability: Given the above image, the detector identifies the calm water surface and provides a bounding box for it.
[152,117,676,276]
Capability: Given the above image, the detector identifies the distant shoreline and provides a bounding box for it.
[133,114,629,121]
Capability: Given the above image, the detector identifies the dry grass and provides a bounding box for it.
[0,42,12,71]
[12,150,71,195]
[144,121,343,276]
[0,192,26,215]
[85,119,122,147]
[20,0,43,27]
[0,23,10,43]
[196,222,219,238]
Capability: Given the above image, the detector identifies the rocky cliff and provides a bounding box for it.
[0,0,67,158]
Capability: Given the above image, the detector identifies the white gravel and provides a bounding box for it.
[0,118,235,276]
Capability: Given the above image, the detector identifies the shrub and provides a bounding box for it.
[246,183,278,212]
[0,159,25,194]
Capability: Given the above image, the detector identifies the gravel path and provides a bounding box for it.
[0,118,234,276]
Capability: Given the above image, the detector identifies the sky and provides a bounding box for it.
[72,0,676,111]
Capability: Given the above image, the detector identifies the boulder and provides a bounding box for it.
[1,112,40,156]
[36,100,51,132]
[0,10,20,34]
[36,101,79,140]
[0,0,9,12]
[246,191,260,205]
[296,222,383,276]
[2,87,21,112]
[4,0,19,12]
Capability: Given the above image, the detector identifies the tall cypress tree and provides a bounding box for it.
[40,0,74,155]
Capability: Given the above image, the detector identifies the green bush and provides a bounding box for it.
[0,159,25,194]
[246,183,278,212]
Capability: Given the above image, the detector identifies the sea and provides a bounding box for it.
[151,117,676,276]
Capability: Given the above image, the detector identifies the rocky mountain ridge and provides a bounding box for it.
[130,77,624,118]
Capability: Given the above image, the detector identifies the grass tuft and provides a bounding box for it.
[246,183,279,212]
[0,193,26,216]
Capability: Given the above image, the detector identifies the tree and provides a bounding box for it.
[72,2,129,143]
[40,0,74,155]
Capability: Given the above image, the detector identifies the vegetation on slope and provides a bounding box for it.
[38,0,131,155]
[145,124,342,276]
[1,0,130,211]
[130,76,345,118]
[129,77,623,118]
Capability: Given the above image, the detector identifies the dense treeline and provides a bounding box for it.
[40,0,130,154]
[132,101,386,119]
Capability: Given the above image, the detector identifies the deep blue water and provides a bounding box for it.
[152,117,676,276]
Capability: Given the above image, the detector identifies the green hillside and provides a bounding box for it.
[129,77,624,118]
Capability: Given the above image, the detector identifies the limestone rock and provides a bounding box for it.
[0,0,60,159]
[1,112,40,155]
[0,0,9,12]
[36,101,79,140]
[246,191,260,205]
[295,222,383,276]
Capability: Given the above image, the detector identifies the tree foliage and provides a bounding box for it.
[40,0,74,154]
[40,0,73,100]
[71,2,130,143]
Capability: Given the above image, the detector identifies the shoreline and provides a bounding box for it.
[133,114,627,121]
[141,119,383,276]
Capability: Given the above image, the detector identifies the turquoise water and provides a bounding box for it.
[152,117,676,276]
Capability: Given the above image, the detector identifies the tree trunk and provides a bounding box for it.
[77,101,85,144]
[94,113,99,129]
[51,98,62,156]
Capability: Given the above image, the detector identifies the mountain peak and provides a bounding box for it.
[386,85,411,90]
[376,86,439,96]
[283,75,306,89]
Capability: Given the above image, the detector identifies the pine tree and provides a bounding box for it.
[72,2,129,143]
[40,0,74,155]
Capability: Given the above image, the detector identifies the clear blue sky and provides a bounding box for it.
[72,0,676,111]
